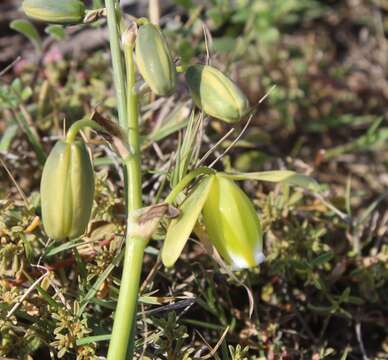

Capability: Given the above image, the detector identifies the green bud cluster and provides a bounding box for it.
[21,0,251,123]
[135,22,250,122]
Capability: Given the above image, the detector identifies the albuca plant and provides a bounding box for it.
[20,0,317,359]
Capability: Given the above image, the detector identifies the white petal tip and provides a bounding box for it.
[230,251,265,270]
[254,251,266,265]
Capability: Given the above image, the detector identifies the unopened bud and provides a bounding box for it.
[40,140,94,240]
[135,23,176,96]
[185,65,250,123]
[22,0,86,24]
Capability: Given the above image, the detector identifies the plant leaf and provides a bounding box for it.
[76,334,111,346]
[222,170,319,190]
[162,175,214,267]
[10,19,42,52]
[0,123,18,151]
[44,238,83,257]
[45,24,66,40]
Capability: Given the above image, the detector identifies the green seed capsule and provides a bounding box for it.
[135,23,176,96]
[22,0,86,24]
[202,174,264,269]
[40,140,94,240]
[185,65,250,123]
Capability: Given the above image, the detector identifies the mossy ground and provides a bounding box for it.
[0,1,387,359]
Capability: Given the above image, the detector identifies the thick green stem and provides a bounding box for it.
[106,235,146,360]
[106,20,144,360]
[105,0,127,131]
[123,38,142,211]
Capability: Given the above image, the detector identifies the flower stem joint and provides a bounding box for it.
[40,139,94,240]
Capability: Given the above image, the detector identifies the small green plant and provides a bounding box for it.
[18,0,317,359]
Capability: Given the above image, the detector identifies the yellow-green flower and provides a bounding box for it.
[162,172,264,269]
[202,174,264,269]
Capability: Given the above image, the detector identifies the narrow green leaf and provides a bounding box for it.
[356,190,388,227]
[142,102,190,148]
[88,298,116,309]
[0,124,18,151]
[45,24,66,40]
[162,175,214,267]
[307,303,334,314]
[22,271,61,309]
[311,252,333,267]
[94,156,121,167]
[282,173,319,190]
[73,248,87,281]
[76,334,111,346]
[14,112,46,166]
[21,233,33,262]
[44,238,83,257]
[10,19,42,51]
[224,170,295,181]
[171,111,201,187]
[181,318,225,331]
[223,170,319,190]
[139,295,173,305]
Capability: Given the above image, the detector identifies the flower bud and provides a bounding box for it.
[135,23,176,96]
[40,140,94,240]
[22,0,86,24]
[202,174,264,269]
[185,65,250,123]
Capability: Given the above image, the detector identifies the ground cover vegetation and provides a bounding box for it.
[0,0,387,359]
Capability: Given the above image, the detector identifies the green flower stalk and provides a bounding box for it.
[185,64,250,123]
[22,0,86,24]
[202,174,264,269]
[135,22,177,96]
[105,8,144,360]
[40,139,94,240]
